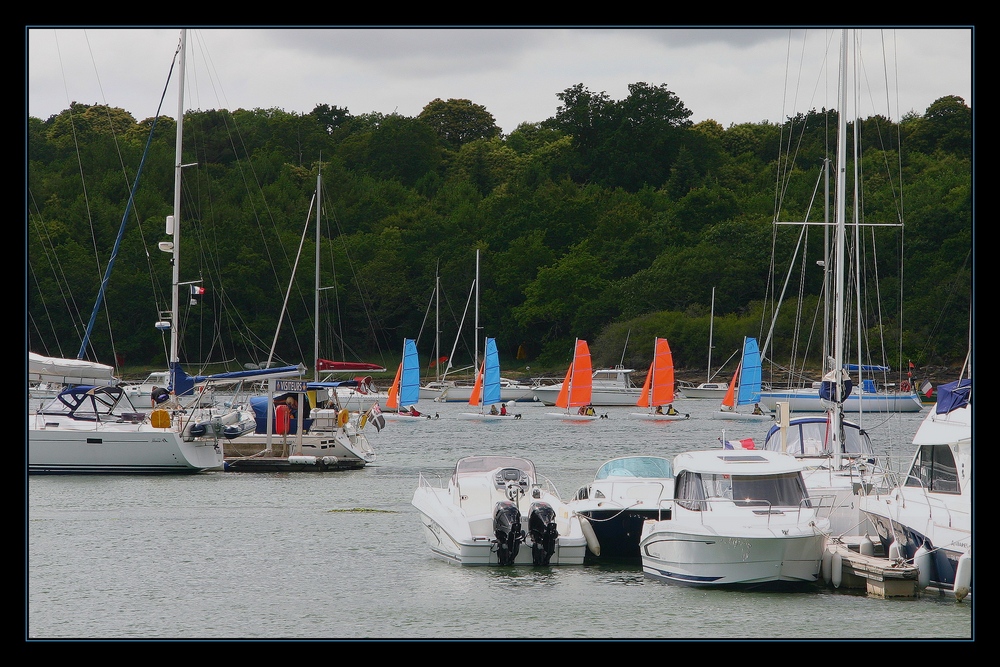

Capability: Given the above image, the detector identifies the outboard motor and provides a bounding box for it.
[493,501,524,565]
[528,502,559,566]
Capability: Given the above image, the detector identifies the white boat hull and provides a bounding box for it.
[677,385,729,399]
[28,415,224,474]
[532,386,641,406]
[542,412,602,421]
[456,413,522,421]
[628,412,689,421]
[639,521,827,587]
[758,389,923,413]
[709,410,774,422]
[230,423,376,466]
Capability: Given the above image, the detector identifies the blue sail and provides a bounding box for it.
[736,337,762,407]
[482,338,502,406]
[400,338,421,406]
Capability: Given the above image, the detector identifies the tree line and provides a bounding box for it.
[27,84,972,383]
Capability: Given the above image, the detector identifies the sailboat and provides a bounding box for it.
[542,339,603,420]
[629,337,688,421]
[29,30,305,474]
[710,336,772,421]
[458,337,521,420]
[384,338,430,420]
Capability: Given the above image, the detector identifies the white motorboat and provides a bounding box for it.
[567,455,674,561]
[859,376,972,600]
[29,384,227,474]
[533,365,641,406]
[411,455,588,566]
[639,449,831,589]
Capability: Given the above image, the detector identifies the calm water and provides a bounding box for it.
[27,398,973,641]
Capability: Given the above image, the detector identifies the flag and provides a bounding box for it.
[724,438,755,450]
[190,285,205,305]
[365,402,386,433]
[921,381,933,398]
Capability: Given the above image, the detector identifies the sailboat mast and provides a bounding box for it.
[435,263,440,384]
[708,287,715,383]
[831,29,850,464]
[313,169,322,382]
[474,249,480,375]
[168,29,186,373]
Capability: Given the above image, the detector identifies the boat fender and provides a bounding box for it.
[275,404,290,435]
[288,455,317,465]
[859,534,874,556]
[831,551,843,588]
[954,552,971,601]
[579,515,600,557]
[321,456,339,466]
[150,409,171,429]
[914,545,932,590]
[337,409,350,427]
[821,544,833,584]
[888,540,904,562]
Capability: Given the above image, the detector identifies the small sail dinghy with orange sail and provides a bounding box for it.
[384,338,433,420]
[629,337,689,421]
[543,339,606,420]
[710,336,773,421]
[458,337,522,421]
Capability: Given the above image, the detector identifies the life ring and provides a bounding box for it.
[899,380,911,392]
[337,409,350,427]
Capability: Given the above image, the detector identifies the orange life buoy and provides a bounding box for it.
[337,409,350,427]
[899,381,911,392]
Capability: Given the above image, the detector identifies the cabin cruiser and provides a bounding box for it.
[639,449,831,589]
[859,378,971,599]
[567,455,674,561]
[532,365,642,406]
[411,455,588,565]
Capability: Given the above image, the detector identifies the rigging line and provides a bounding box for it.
[28,198,83,358]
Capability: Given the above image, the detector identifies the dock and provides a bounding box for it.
[222,439,366,473]
[824,536,920,598]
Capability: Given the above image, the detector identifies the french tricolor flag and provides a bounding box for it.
[724,438,756,450]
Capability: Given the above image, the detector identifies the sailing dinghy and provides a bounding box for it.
[629,337,688,420]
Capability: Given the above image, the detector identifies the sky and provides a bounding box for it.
[26,27,973,135]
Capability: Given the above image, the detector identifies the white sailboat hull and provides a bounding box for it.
[758,389,923,413]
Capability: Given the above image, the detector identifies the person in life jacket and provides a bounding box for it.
[500,404,507,416]
[666,404,678,416]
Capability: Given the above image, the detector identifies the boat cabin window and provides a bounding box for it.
[675,470,810,510]
[905,445,959,494]
[762,420,874,457]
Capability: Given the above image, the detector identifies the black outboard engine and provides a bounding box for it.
[493,500,524,565]
[528,502,559,566]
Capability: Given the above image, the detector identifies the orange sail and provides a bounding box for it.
[721,363,741,409]
[468,359,485,407]
[637,337,676,408]
[386,362,403,410]
[555,339,592,409]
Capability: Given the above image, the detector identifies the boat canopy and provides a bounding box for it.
[844,364,890,372]
[29,352,116,386]
[936,378,971,415]
[761,417,874,457]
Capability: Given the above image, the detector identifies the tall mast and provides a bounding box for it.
[313,168,322,382]
[474,249,480,374]
[831,29,849,466]
[168,29,187,380]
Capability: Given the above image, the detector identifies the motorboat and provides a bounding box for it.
[567,455,674,561]
[534,365,642,407]
[676,381,729,399]
[411,455,588,565]
[639,448,831,589]
[29,384,227,474]
[226,382,378,470]
[859,376,971,600]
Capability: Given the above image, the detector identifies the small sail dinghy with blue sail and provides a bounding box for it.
[458,337,522,421]
[711,337,772,421]
[385,338,433,420]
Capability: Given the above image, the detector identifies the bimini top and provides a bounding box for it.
[673,449,803,476]
[453,455,535,478]
[761,417,874,457]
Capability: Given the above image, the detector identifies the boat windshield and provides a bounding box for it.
[595,456,672,480]
[762,419,874,457]
[675,470,810,510]
[454,456,534,477]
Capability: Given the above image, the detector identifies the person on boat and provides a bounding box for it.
[408,405,422,417]
[586,405,596,416]
[752,403,763,415]
[655,405,664,415]
[150,386,170,408]
[666,404,678,416]
[499,403,507,416]
[490,404,499,415]
[578,406,587,416]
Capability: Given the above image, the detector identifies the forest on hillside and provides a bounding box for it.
[27,78,972,386]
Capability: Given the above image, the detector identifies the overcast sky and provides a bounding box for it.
[26,27,973,135]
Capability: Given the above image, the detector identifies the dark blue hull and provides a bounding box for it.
[578,508,668,561]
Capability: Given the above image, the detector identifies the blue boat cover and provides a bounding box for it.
[936,378,971,415]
